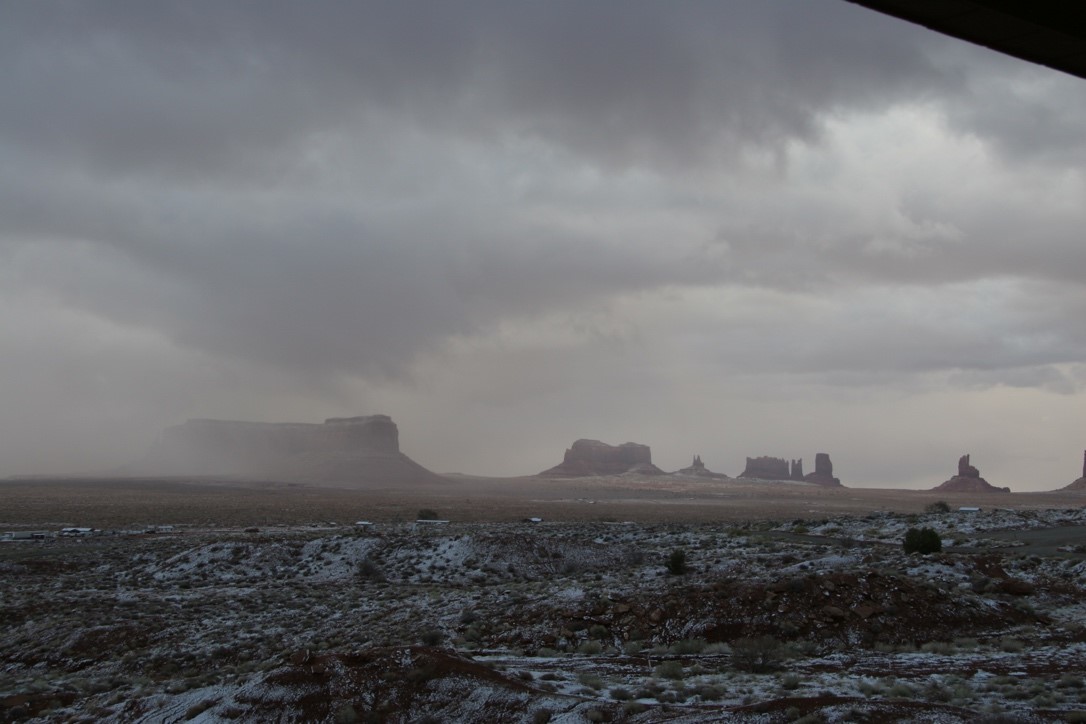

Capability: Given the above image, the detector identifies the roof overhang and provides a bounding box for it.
[844,1,1086,80]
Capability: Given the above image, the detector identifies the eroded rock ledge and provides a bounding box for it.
[139,415,443,484]
[540,439,665,477]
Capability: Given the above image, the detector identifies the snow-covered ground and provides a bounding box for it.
[3,508,1086,721]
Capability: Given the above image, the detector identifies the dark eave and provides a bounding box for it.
[845,0,1086,80]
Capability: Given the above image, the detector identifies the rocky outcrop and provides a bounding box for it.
[738,453,843,486]
[675,454,731,480]
[139,415,445,485]
[804,453,842,487]
[931,454,1010,493]
[1061,450,1086,490]
[540,439,664,477]
[738,456,791,480]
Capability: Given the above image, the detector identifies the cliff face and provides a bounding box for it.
[738,456,791,480]
[675,454,731,480]
[540,439,664,477]
[141,415,443,485]
[1060,449,1086,490]
[931,454,1010,493]
[804,453,842,487]
[739,453,842,486]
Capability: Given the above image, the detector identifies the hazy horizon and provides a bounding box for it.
[2,1,1084,490]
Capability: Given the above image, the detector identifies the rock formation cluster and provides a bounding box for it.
[737,454,842,487]
[140,415,443,484]
[540,439,664,477]
[931,454,1010,493]
[676,455,731,480]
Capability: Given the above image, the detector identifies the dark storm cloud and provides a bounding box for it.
[0,0,985,381]
[0,0,957,178]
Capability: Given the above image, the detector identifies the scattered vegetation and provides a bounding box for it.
[730,635,787,673]
[665,548,688,575]
[903,527,942,554]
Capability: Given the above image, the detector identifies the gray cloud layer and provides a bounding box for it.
[1,1,1084,486]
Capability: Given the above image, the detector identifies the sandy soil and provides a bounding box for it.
[1,474,1082,528]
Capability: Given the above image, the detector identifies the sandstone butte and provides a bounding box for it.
[539,439,665,477]
[137,415,445,485]
[1061,450,1086,490]
[737,453,842,487]
[931,453,1010,493]
[675,454,732,480]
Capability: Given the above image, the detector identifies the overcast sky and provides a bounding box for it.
[2,1,1084,490]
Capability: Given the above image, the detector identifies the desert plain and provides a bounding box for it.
[4,475,1086,723]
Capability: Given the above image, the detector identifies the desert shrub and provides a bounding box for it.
[588,625,609,640]
[356,558,384,581]
[903,527,942,554]
[920,641,954,655]
[886,682,915,698]
[731,635,787,673]
[669,637,707,654]
[417,509,439,520]
[999,637,1025,653]
[334,704,358,724]
[780,672,802,690]
[926,500,951,514]
[419,629,443,646]
[577,672,603,690]
[654,660,684,680]
[694,683,724,700]
[1060,674,1085,689]
[666,549,688,575]
[531,710,552,724]
[609,686,633,700]
[577,640,603,655]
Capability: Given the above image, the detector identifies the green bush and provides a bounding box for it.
[666,549,688,575]
[731,635,786,673]
[654,660,685,680]
[925,500,951,514]
[903,527,942,554]
[417,509,440,520]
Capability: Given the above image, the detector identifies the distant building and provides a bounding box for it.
[60,527,97,536]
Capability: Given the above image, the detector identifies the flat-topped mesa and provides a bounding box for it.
[540,439,664,477]
[738,456,791,480]
[931,453,1010,493]
[140,415,443,484]
[804,453,843,487]
[166,415,400,457]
